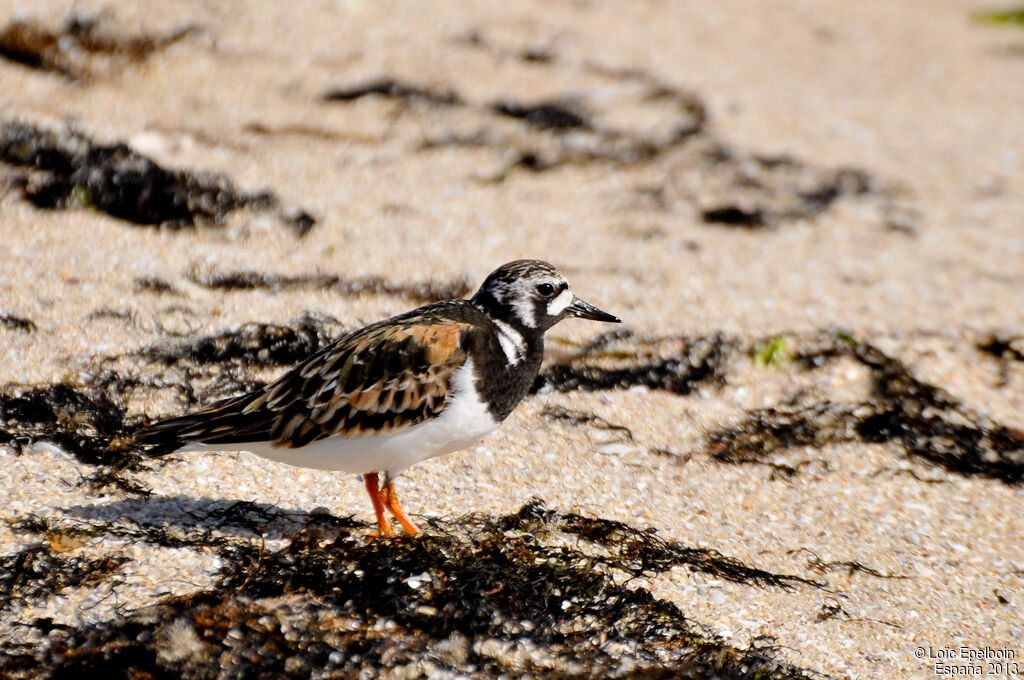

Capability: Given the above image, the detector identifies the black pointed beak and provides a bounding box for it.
[566,297,621,323]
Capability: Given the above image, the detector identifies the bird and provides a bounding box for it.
[134,260,620,537]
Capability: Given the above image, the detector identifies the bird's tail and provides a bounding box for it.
[133,392,272,454]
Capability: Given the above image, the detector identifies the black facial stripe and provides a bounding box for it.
[534,297,546,319]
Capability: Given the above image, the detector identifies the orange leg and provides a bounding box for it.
[364,472,395,537]
[381,479,422,535]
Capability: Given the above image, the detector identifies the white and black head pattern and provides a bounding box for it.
[471,260,615,331]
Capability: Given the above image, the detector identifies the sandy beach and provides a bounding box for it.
[1,1,1023,678]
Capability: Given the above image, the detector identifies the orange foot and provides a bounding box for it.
[364,472,422,537]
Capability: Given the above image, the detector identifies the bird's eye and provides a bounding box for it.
[536,282,556,297]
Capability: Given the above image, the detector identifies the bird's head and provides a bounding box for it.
[471,259,620,332]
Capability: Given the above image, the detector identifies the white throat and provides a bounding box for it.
[510,297,536,328]
[492,318,527,365]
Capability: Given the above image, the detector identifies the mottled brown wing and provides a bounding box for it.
[134,314,474,452]
[244,321,470,447]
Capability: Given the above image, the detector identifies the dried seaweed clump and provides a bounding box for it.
[536,331,732,395]
[139,312,343,368]
[0,13,196,79]
[978,333,1024,363]
[0,120,315,233]
[0,544,127,606]
[667,147,875,228]
[321,71,879,226]
[323,77,462,106]
[0,313,36,332]
[709,334,1024,483]
[492,99,591,130]
[324,75,707,175]
[187,267,473,303]
[0,380,140,467]
[0,501,817,679]
[855,342,1024,482]
[114,313,349,421]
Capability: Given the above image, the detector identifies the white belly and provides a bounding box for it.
[178,360,499,476]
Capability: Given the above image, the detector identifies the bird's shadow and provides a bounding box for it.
[60,494,367,545]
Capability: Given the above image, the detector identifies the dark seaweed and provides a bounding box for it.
[0,120,315,233]
[133,276,180,296]
[186,267,472,303]
[708,402,851,463]
[519,47,554,63]
[119,313,351,427]
[326,75,707,176]
[0,544,127,605]
[492,100,590,130]
[694,155,875,229]
[0,313,36,332]
[709,335,1024,484]
[535,333,731,395]
[979,333,1024,362]
[322,78,462,105]
[0,381,140,467]
[1,500,819,680]
[86,307,139,327]
[702,205,766,227]
[855,342,1024,482]
[139,313,342,367]
[813,596,899,629]
[0,14,197,78]
[788,548,906,580]
[320,68,883,227]
[529,502,821,590]
[541,405,634,441]
[454,31,554,64]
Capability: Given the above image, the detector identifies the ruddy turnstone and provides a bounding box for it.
[136,260,619,536]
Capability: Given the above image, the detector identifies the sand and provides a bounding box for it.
[1,1,1022,678]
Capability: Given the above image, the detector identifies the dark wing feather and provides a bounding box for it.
[134,391,273,449]
[136,318,471,451]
